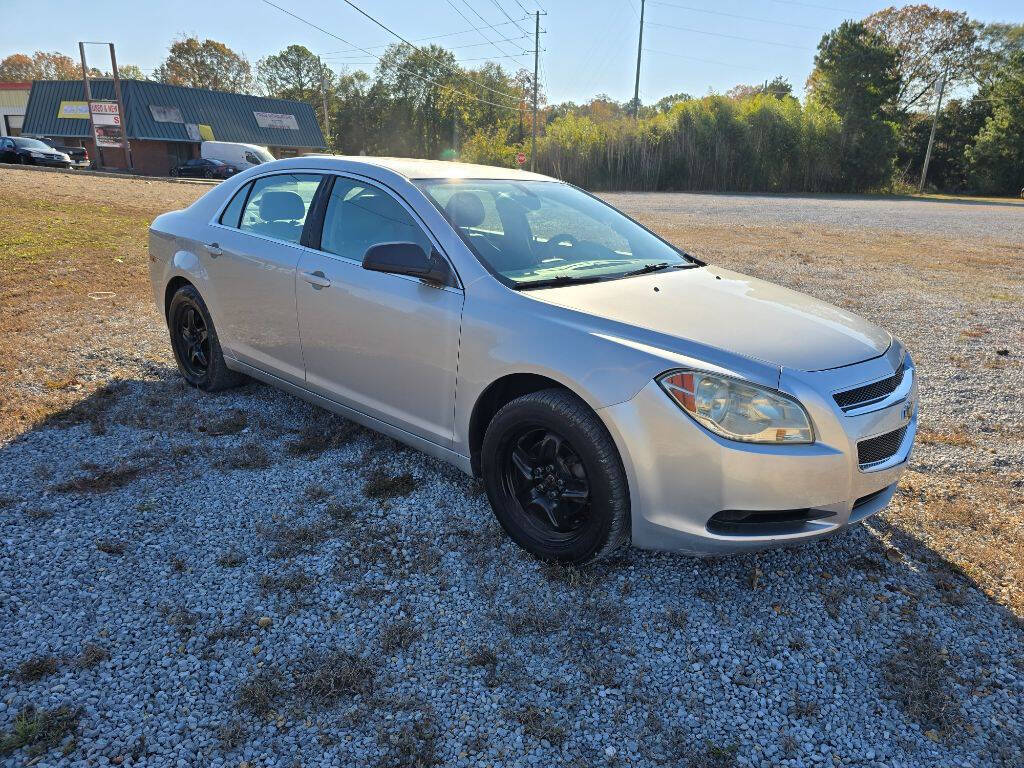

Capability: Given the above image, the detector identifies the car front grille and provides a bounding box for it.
[834,363,904,412]
[857,425,908,468]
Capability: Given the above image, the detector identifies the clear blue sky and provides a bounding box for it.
[1,0,1019,104]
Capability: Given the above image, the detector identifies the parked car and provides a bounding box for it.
[149,158,918,563]
[37,137,90,169]
[0,136,72,168]
[201,140,274,170]
[170,158,237,179]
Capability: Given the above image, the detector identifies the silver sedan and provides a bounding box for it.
[148,157,917,563]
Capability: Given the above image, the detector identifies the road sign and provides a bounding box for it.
[516,152,526,166]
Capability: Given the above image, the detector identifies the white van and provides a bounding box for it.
[200,141,275,170]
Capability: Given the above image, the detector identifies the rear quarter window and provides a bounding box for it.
[219,182,252,228]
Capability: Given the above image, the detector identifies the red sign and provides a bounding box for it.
[516,152,526,166]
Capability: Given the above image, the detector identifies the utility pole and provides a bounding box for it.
[531,10,540,172]
[632,0,646,117]
[317,56,331,149]
[109,43,132,170]
[918,67,948,194]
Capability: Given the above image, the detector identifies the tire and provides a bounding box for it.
[169,168,178,177]
[204,170,213,179]
[167,284,245,392]
[481,388,630,563]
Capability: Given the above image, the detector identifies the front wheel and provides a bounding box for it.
[481,389,630,563]
[167,285,245,392]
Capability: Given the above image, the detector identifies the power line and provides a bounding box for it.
[322,35,530,58]
[335,0,523,102]
[259,0,521,111]
[488,0,531,36]
[648,0,824,31]
[320,19,528,54]
[443,0,525,62]
[647,20,812,51]
[456,0,532,58]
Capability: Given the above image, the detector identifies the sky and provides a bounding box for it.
[0,0,1020,106]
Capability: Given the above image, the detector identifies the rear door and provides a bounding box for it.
[295,175,464,447]
[207,172,325,384]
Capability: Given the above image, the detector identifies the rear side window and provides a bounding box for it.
[320,178,432,262]
[219,182,251,227]
[239,173,322,244]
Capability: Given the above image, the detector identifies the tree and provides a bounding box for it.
[654,92,692,113]
[808,21,900,190]
[726,77,793,101]
[257,45,326,102]
[864,5,977,114]
[0,51,78,81]
[115,64,149,81]
[966,50,1024,195]
[973,22,1024,89]
[155,37,253,92]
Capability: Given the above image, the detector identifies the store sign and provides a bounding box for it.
[253,111,299,130]
[149,105,184,123]
[90,102,124,147]
[58,101,90,119]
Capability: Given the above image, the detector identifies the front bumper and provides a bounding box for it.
[31,156,72,168]
[599,348,917,555]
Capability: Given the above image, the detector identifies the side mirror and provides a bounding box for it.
[362,242,452,286]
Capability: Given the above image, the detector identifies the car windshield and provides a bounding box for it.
[416,179,695,287]
[14,138,51,150]
[253,147,274,163]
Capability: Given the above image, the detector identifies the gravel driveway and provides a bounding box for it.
[2,178,1022,768]
[602,192,1024,242]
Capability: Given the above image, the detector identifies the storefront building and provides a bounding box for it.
[20,79,325,174]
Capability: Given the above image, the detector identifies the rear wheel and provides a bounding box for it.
[167,285,244,392]
[203,169,213,179]
[481,389,630,563]
[169,167,178,177]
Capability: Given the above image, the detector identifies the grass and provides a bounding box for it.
[295,650,377,705]
[379,618,422,653]
[16,655,58,682]
[96,539,127,556]
[363,469,419,500]
[221,440,272,470]
[285,416,359,457]
[881,632,964,736]
[76,644,109,669]
[375,712,439,768]
[55,463,148,494]
[236,671,287,717]
[216,549,247,568]
[507,703,567,746]
[0,706,79,758]
[267,521,337,559]
[202,409,248,436]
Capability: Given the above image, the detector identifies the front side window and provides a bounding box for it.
[416,179,695,288]
[239,173,322,244]
[244,151,262,165]
[320,177,432,262]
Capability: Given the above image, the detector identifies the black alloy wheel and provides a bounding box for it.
[175,305,210,378]
[481,388,630,563]
[500,426,592,537]
[167,285,245,392]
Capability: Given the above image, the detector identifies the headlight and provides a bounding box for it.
[658,370,814,444]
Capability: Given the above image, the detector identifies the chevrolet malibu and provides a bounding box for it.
[148,157,918,563]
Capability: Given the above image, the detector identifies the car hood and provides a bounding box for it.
[526,266,891,372]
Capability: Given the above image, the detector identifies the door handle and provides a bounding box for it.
[301,270,331,289]
[206,242,223,257]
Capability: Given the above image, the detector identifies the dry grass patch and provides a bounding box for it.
[236,670,288,717]
[881,633,964,736]
[379,618,422,653]
[258,569,314,595]
[55,462,149,494]
[363,469,419,500]
[220,440,272,471]
[16,655,58,682]
[917,427,975,447]
[507,703,567,746]
[0,705,80,758]
[76,644,109,669]
[295,650,377,705]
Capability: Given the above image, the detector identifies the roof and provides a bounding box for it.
[299,155,554,181]
[21,80,325,148]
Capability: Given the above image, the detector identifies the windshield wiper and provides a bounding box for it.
[513,274,605,290]
[621,262,676,277]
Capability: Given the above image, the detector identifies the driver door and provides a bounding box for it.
[296,176,464,448]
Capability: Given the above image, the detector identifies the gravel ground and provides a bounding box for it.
[2,181,1023,768]
[602,192,1024,241]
